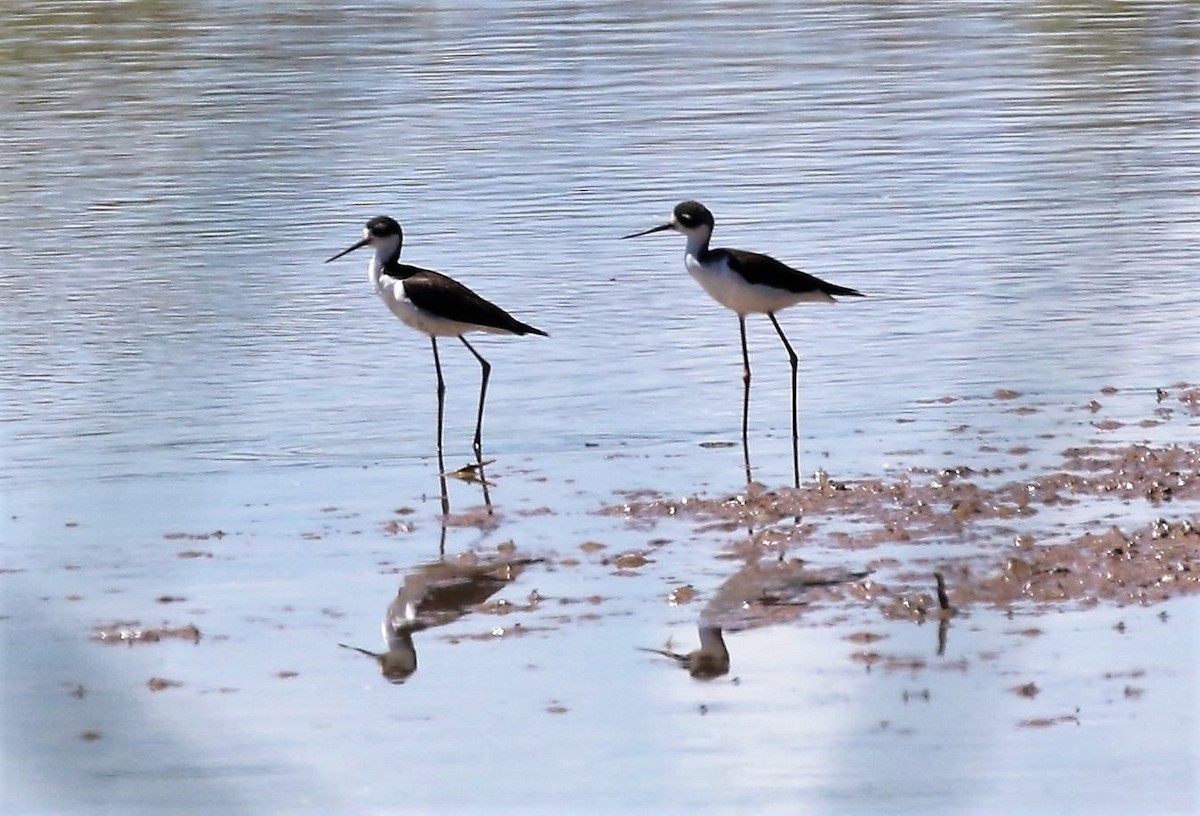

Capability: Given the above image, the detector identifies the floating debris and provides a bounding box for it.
[668,585,697,606]
[610,551,651,570]
[92,623,202,645]
[1011,682,1040,698]
[446,459,496,484]
[1019,714,1079,729]
[164,530,226,541]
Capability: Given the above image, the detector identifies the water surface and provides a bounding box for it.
[2,3,1198,814]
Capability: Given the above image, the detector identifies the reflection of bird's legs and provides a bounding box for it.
[933,572,956,656]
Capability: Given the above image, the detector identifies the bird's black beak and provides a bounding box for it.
[621,222,675,239]
[325,236,371,263]
[338,642,383,660]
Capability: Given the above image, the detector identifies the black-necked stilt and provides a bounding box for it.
[339,555,540,684]
[326,215,547,469]
[623,200,863,488]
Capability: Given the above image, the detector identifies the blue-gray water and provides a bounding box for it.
[2,3,1198,815]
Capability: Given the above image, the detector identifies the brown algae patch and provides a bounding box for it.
[608,550,653,571]
[1011,682,1040,698]
[968,519,1200,606]
[607,442,1200,528]
[1179,388,1200,414]
[602,440,1200,614]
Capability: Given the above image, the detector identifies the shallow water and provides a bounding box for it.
[3,2,1199,814]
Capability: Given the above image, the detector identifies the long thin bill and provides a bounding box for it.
[337,643,383,659]
[325,236,371,263]
[620,222,674,239]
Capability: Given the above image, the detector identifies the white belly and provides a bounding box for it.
[685,253,830,314]
[371,269,499,337]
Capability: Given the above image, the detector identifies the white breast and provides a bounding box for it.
[685,252,829,315]
[369,259,484,337]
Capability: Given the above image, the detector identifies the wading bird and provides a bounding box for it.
[326,215,547,473]
[624,201,863,487]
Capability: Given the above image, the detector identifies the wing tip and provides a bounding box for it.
[830,285,866,299]
[513,322,549,337]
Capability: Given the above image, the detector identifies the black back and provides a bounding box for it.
[720,248,864,298]
[398,266,548,336]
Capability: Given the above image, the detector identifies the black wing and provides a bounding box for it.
[397,267,547,336]
[724,248,864,298]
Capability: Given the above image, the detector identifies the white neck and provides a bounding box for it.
[368,252,384,288]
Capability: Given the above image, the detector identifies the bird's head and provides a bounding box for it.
[622,200,715,241]
[325,215,404,263]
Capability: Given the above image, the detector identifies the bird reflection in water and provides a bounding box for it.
[428,459,498,557]
[340,554,540,684]
[933,571,957,657]
[642,557,868,680]
[435,456,494,531]
[639,625,730,680]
